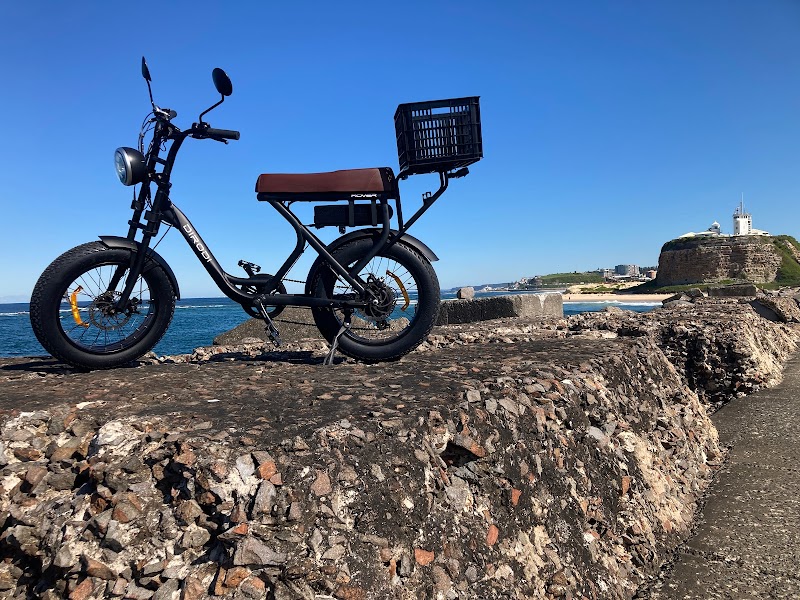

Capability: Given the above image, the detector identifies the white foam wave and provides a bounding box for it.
[176,304,227,310]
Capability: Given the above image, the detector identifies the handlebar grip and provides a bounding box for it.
[206,128,240,140]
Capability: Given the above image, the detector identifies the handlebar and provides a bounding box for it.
[205,127,240,140]
[188,123,240,142]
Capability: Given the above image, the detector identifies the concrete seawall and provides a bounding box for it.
[435,293,563,325]
[0,299,797,598]
[213,294,564,346]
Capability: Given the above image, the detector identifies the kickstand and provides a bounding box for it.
[324,312,352,366]
[256,301,282,347]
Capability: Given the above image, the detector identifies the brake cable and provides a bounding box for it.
[151,224,171,251]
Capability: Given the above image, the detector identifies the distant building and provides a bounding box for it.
[615,264,638,276]
[732,202,769,236]
[678,221,722,239]
[593,268,614,280]
[646,269,657,279]
[679,200,769,239]
[732,204,751,235]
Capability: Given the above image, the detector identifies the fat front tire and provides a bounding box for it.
[30,242,176,370]
[308,239,440,362]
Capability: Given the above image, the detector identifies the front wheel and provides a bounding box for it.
[307,239,440,362]
[30,242,176,370]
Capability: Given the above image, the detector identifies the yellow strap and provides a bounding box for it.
[386,270,410,311]
[69,286,89,328]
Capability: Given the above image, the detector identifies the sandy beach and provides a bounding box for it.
[562,293,671,303]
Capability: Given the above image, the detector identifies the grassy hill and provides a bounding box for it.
[771,235,800,286]
[537,272,604,285]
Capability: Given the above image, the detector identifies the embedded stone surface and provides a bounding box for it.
[0,299,797,598]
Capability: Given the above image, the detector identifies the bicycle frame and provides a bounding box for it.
[161,200,382,308]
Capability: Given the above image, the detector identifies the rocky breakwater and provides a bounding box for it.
[0,300,798,599]
[568,295,800,410]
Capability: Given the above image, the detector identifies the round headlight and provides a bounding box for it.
[114,147,147,186]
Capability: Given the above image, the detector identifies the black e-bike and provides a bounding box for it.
[30,59,482,370]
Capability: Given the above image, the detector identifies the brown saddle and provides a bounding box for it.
[255,167,397,199]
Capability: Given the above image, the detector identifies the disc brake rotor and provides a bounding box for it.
[86,292,137,331]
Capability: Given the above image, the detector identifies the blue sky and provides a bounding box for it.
[2,1,799,301]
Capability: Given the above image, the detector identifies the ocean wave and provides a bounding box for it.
[176,304,228,310]
[2,308,90,317]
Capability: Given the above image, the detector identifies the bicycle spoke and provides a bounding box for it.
[60,262,157,353]
[321,251,424,343]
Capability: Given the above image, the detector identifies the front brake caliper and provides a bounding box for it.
[125,296,141,316]
[68,287,89,328]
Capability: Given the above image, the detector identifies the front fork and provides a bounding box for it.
[108,234,152,313]
[112,187,159,311]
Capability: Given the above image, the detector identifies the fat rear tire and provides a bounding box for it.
[308,239,440,362]
[30,242,176,370]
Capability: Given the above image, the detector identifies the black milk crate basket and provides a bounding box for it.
[394,96,482,176]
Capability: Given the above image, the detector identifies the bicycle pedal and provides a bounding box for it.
[238,260,261,276]
[265,322,282,347]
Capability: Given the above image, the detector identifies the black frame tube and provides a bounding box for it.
[396,172,448,236]
[265,200,368,294]
[161,203,370,308]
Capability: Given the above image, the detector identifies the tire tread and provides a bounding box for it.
[30,242,175,370]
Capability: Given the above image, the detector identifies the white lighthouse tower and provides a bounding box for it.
[733,200,752,236]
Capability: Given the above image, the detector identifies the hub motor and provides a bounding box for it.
[360,276,397,325]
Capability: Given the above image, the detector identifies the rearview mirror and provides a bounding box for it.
[212,68,233,97]
[141,57,151,82]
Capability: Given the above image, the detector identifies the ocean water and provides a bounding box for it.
[0,292,659,358]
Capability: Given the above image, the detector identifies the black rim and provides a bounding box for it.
[57,262,157,354]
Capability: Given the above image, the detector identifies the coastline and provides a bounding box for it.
[563,292,671,303]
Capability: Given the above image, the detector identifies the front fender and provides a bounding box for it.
[98,236,181,300]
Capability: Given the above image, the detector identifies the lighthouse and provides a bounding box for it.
[733,201,752,236]
[676,199,769,239]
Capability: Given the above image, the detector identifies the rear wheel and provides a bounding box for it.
[30,242,176,370]
[307,239,440,361]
